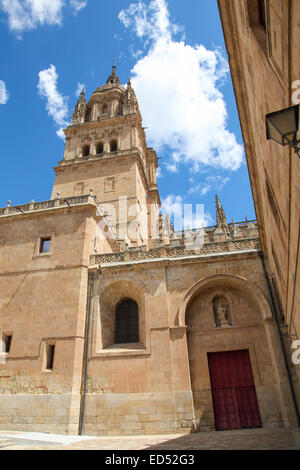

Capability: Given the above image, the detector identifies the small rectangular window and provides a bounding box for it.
[2,334,12,353]
[258,0,266,30]
[247,0,268,53]
[46,344,55,370]
[40,237,51,254]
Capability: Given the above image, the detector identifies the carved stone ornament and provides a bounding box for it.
[71,89,87,125]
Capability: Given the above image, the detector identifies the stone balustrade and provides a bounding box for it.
[92,237,261,265]
[0,194,93,217]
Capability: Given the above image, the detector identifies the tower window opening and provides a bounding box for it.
[110,140,118,153]
[96,142,104,155]
[82,145,90,157]
[102,104,108,114]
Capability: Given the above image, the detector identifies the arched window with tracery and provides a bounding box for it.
[115,299,139,344]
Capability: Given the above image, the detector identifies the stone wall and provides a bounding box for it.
[0,205,97,434]
[217,0,300,394]
[79,251,297,435]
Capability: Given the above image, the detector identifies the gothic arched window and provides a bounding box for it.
[102,103,108,114]
[82,145,90,157]
[110,140,117,152]
[115,299,139,344]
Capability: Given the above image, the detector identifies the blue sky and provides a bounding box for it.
[0,0,256,226]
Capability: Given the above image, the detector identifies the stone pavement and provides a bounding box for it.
[0,428,299,450]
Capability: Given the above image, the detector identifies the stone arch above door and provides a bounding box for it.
[177,273,272,327]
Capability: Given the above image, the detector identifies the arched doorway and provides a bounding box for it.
[181,274,271,431]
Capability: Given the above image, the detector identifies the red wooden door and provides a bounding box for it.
[208,350,262,431]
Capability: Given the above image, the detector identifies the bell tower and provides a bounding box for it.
[51,66,160,247]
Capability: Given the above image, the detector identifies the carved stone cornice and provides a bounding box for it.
[66,112,139,134]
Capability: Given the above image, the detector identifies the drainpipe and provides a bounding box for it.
[258,251,300,427]
[79,271,94,435]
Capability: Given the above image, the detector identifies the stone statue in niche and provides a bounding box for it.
[213,296,231,328]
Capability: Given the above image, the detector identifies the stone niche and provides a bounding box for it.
[213,295,232,328]
[96,279,146,350]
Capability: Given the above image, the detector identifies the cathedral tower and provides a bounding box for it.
[51,66,160,247]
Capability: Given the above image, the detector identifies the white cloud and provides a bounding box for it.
[161,194,183,219]
[164,162,178,173]
[0,0,64,34]
[161,193,211,229]
[119,0,244,172]
[0,0,87,35]
[119,0,178,43]
[188,175,230,196]
[156,166,163,178]
[69,0,87,13]
[0,80,9,104]
[37,64,69,139]
[75,82,86,97]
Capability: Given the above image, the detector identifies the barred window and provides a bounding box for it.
[115,299,139,344]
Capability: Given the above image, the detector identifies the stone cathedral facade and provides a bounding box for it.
[0,67,298,436]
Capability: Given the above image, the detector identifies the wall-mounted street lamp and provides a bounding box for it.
[266,104,300,158]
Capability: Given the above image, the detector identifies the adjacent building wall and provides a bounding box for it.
[217,0,300,403]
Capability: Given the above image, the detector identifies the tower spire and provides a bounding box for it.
[71,88,87,125]
[215,195,229,234]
